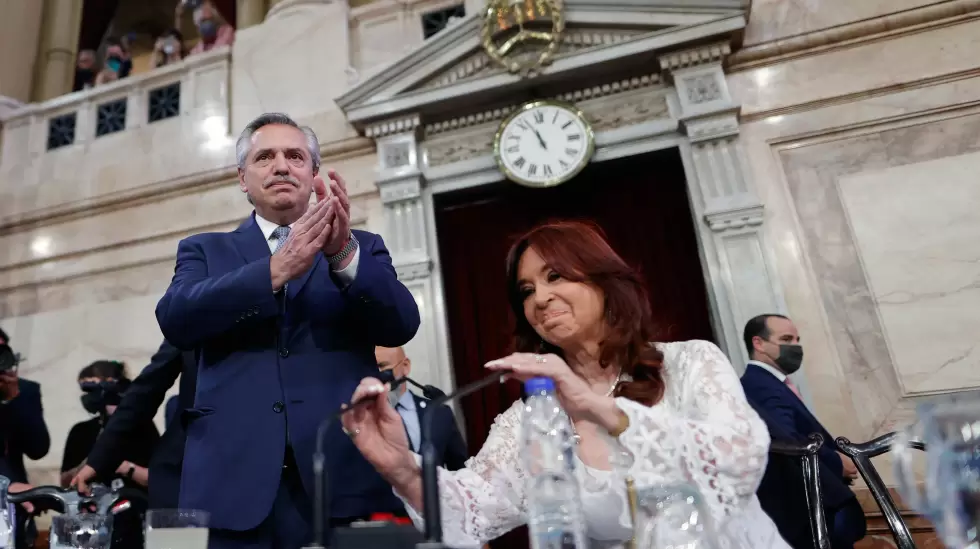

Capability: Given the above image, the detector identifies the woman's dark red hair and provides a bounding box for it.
[505,220,665,406]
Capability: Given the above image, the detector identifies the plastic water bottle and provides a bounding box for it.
[522,377,587,549]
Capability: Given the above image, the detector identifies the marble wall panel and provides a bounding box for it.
[776,111,980,438]
[230,2,359,148]
[838,153,980,395]
[743,0,942,46]
[729,16,980,116]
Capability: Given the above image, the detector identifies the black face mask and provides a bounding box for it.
[768,343,804,375]
[79,380,127,414]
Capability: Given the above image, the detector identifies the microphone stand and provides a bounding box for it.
[309,375,409,548]
[418,370,507,548]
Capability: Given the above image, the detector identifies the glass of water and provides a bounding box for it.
[49,515,112,549]
[145,509,210,549]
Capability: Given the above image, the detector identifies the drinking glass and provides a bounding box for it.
[628,482,717,549]
[49,515,112,549]
[892,396,980,549]
[0,476,12,549]
[145,509,210,549]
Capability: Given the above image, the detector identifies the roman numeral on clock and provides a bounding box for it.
[513,157,526,169]
[533,111,544,124]
[527,163,538,176]
[568,134,581,141]
[559,159,570,169]
[566,148,579,157]
[506,146,519,154]
[543,165,553,177]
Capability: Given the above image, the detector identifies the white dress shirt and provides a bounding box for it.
[748,359,786,382]
[254,212,360,285]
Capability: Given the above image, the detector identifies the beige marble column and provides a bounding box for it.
[237,0,268,29]
[34,0,84,101]
[0,1,44,102]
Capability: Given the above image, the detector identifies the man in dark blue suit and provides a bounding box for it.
[376,347,468,472]
[740,314,865,549]
[155,113,420,549]
[71,339,197,510]
[0,327,50,549]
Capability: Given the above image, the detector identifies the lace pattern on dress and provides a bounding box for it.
[395,340,772,547]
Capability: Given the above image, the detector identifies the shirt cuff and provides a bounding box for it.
[331,242,361,286]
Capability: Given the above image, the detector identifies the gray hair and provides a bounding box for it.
[235,112,321,173]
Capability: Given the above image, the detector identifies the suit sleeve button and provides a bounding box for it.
[273,401,284,413]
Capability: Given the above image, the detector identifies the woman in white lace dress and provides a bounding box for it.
[342,221,790,549]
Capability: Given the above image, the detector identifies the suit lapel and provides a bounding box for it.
[231,214,271,266]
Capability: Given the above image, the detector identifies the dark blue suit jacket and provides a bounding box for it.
[741,364,843,477]
[164,395,179,428]
[0,379,50,483]
[410,393,468,471]
[155,215,420,531]
[742,364,865,547]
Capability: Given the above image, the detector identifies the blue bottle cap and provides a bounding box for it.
[524,377,555,394]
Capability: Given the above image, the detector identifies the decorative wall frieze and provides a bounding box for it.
[395,258,434,281]
[705,204,765,232]
[365,114,421,138]
[425,128,496,167]
[658,42,731,73]
[424,73,663,136]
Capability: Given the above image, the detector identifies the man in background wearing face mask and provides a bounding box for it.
[740,314,865,549]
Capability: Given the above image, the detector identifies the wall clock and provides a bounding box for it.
[493,100,595,188]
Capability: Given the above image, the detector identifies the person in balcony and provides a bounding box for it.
[152,28,186,68]
[73,50,98,91]
[94,37,132,86]
[176,0,235,56]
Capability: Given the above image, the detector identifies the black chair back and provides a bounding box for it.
[836,432,926,549]
[770,433,831,549]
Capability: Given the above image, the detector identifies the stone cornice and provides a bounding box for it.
[365,114,421,138]
[0,137,374,233]
[659,42,731,71]
[729,0,980,70]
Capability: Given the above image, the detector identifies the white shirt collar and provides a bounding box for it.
[396,389,416,411]
[254,213,294,242]
[749,359,787,382]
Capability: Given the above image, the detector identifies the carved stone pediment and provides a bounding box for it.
[335,0,745,132]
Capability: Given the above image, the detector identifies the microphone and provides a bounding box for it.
[419,370,508,546]
[310,374,410,548]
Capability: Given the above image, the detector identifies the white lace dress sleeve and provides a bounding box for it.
[396,400,527,548]
[613,340,770,524]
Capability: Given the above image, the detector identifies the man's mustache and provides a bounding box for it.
[264,175,299,188]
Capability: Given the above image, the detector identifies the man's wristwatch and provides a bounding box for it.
[327,232,358,265]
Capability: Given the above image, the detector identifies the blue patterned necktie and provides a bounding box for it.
[271,226,290,254]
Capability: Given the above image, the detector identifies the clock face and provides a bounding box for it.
[495,102,594,187]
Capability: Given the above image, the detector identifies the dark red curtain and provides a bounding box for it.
[433,146,716,548]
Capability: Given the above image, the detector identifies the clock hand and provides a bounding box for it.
[532,127,548,150]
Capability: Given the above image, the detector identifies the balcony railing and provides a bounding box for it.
[0,46,234,223]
